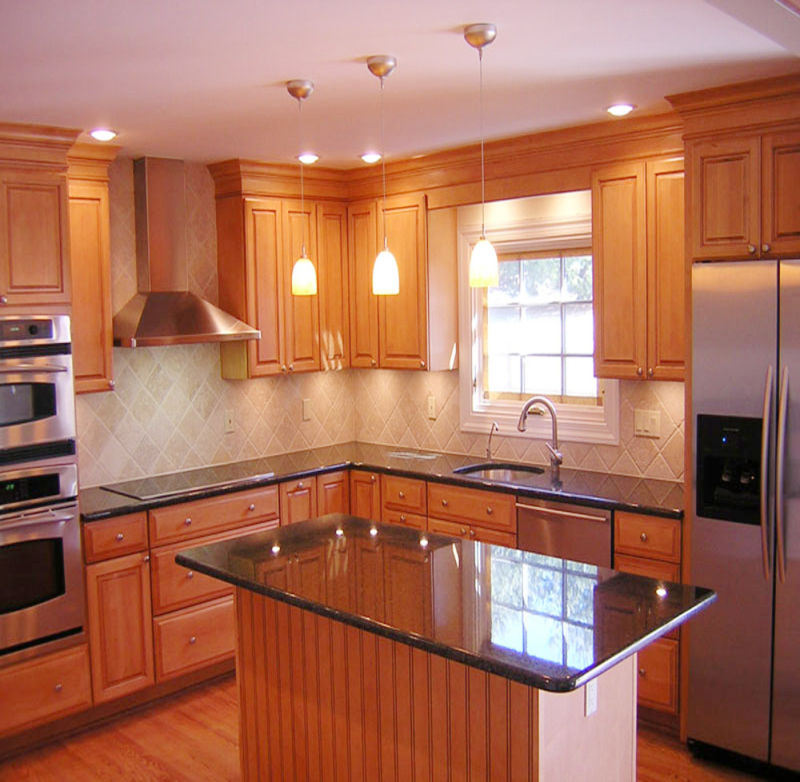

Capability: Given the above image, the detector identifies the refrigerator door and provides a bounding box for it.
[771,260,800,772]
[689,261,777,760]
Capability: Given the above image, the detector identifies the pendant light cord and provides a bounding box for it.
[380,75,388,250]
[479,46,486,239]
[297,98,306,257]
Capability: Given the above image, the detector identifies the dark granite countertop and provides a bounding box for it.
[176,514,713,691]
[80,441,684,522]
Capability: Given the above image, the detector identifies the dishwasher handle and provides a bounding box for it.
[516,502,609,524]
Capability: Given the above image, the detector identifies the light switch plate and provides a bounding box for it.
[224,409,234,434]
[302,398,312,422]
[585,678,598,717]
[634,408,660,438]
[427,394,437,420]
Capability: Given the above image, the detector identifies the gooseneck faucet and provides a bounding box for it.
[517,395,563,469]
[486,421,499,460]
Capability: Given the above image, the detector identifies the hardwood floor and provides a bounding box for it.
[0,675,768,781]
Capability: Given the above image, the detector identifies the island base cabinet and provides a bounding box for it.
[235,588,637,781]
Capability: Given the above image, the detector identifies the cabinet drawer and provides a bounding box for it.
[0,644,91,736]
[637,637,678,714]
[149,485,279,546]
[83,512,148,563]
[381,475,427,514]
[427,483,516,533]
[428,516,517,548]
[382,508,427,530]
[613,553,680,583]
[153,596,235,681]
[615,512,681,563]
[151,520,278,615]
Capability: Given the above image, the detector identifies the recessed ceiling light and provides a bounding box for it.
[361,152,381,164]
[298,152,319,165]
[89,128,117,142]
[606,103,635,118]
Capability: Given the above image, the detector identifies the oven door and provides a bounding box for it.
[0,355,76,451]
[0,501,84,655]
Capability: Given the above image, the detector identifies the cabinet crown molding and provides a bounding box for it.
[0,122,81,169]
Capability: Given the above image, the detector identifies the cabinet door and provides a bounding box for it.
[646,159,685,381]
[282,199,320,373]
[317,201,350,369]
[280,477,318,525]
[69,179,113,392]
[378,193,428,369]
[592,162,647,379]
[688,136,760,260]
[317,470,350,515]
[245,197,285,376]
[85,551,154,703]
[347,200,379,368]
[762,130,800,257]
[0,169,70,306]
[349,470,381,521]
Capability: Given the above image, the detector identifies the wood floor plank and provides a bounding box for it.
[0,674,770,782]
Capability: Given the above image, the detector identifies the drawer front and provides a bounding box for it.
[637,638,678,714]
[382,508,427,530]
[427,516,517,548]
[151,520,278,615]
[0,644,91,736]
[149,485,279,546]
[381,475,427,514]
[83,512,148,563]
[427,482,516,533]
[613,553,680,583]
[615,512,681,563]
[154,596,235,681]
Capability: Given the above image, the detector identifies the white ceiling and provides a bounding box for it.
[1,0,798,167]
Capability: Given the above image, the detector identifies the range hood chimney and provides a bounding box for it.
[113,157,260,347]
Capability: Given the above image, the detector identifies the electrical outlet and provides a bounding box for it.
[224,409,234,434]
[634,408,660,438]
[584,678,598,717]
[302,398,312,422]
[426,394,437,420]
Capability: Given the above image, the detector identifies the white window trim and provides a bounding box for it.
[457,206,619,445]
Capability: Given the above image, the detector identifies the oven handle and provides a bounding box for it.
[0,363,69,374]
[0,510,76,530]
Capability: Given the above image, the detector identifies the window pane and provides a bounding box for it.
[524,612,563,665]
[488,354,521,394]
[523,356,561,396]
[564,302,594,354]
[563,254,592,301]
[487,307,521,354]
[565,356,597,397]
[491,604,524,654]
[522,257,560,302]
[522,304,561,354]
[488,260,520,305]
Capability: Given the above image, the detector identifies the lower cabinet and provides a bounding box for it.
[317,470,350,515]
[350,470,381,521]
[427,483,517,547]
[0,644,92,737]
[279,477,317,525]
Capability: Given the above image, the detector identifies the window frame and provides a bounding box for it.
[457,196,620,445]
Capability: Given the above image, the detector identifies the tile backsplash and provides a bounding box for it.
[75,158,684,487]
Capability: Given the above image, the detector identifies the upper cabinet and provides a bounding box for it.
[592,157,685,381]
[68,143,118,393]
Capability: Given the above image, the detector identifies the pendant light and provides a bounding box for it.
[464,23,498,288]
[367,55,400,296]
[287,79,318,296]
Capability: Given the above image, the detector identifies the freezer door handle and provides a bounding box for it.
[760,364,774,581]
[776,366,789,582]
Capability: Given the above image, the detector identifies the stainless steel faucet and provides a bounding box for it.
[517,395,563,469]
[486,421,499,460]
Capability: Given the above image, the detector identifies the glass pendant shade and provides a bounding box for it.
[291,253,317,296]
[469,237,498,288]
[372,248,400,295]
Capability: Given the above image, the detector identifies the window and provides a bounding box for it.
[457,192,619,444]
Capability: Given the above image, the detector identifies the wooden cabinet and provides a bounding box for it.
[317,470,350,515]
[0,168,71,307]
[381,474,427,529]
[67,144,117,393]
[592,157,685,381]
[279,476,317,525]
[317,201,350,369]
[427,515,517,548]
[350,470,381,521]
[0,644,92,737]
[688,129,800,260]
[613,510,682,717]
[427,483,517,546]
[85,550,154,703]
[82,511,148,563]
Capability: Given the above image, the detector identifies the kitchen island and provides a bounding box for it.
[177,515,714,781]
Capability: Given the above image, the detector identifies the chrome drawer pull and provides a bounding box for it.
[248,504,256,511]
[116,533,124,541]
[184,517,192,526]
[187,571,194,579]
[515,502,608,523]
[189,636,197,645]
[640,532,648,543]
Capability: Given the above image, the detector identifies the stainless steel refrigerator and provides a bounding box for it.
[690,260,800,772]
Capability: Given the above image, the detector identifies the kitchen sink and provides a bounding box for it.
[453,462,545,483]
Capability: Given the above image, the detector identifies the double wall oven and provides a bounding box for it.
[0,315,83,663]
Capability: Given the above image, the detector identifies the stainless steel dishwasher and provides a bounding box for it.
[516,498,611,567]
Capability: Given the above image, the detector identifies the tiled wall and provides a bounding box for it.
[75,158,684,487]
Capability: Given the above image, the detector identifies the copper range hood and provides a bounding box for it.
[113,157,260,348]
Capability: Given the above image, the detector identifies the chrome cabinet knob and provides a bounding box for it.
[460,527,467,536]
[647,368,654,377]
[400,514,406,522]
[116,533,124,541]
[748,244,756,254]
[762,243,771,253]
[486,506,493,515]
[441,499,448,507]
[249,503,256,511]
[189,636,197,645]
[370,358,377,367]
[420,360,426,368]
[638,668,646,677]
[288,364,294,372]
[108,380,115,389]
[398,491,405,499]
[186,571,194,579]
[370,475,376,483]
[143,554,150,563]
[469,528,475,537]
[640,532,648,542]
[281,364,287,372]
[0,295,7,305]
[54,683,63,693]
[184,517,192,526]
[297,481,304,489]
[636,367,643,376]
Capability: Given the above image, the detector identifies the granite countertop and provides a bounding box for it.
[176,514,713,691]
[80,441,684,522]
